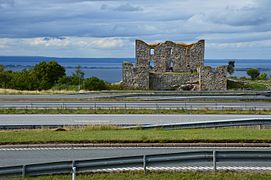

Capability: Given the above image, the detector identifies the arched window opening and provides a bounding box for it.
[150,59,155,69]
[169,61,174,72]
[150,48,154,55]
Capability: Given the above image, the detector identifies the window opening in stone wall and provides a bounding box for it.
[150,48,155,69]
[150,59,155,69]
[169,61,174,72]
[169,48,173,72]
[150,48,154,55]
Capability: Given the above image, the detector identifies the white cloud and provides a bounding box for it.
[0,38,10,48]
[27,37,70,47]
[74,37,128,48]
[0,0,271,58]
[198,31,271,43]
[207,39,271,49]
[23,37,129,49]
[101,3,142,11]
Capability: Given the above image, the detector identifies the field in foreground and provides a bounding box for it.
[1,127,270,144]
[4,171,271,180]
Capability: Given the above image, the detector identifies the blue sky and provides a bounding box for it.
[0,0,270,58]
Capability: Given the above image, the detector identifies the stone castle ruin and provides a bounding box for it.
[122,39,227,90]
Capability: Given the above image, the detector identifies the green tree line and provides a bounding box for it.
[0,61,108,91]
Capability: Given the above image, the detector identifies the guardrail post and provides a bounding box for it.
[143,155,147,175]
[72,161,76,180]
[156,103,159,110]
[213,151,216,171]
[22,165,26,177]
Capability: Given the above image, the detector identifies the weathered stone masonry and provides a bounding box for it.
[122,39,227,90]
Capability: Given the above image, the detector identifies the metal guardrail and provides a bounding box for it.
[127,118,271,130]
[1,102,271,110]
[0,150,270,178]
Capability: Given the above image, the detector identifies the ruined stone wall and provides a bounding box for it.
[153,42,172,72]
[122,61,134,86]
[171,45,187,72]
[198,66,227,91]
[135,40,204,73]
[149,72,198,90]
[122,61,149,89]
[136,40,151,66]
[189,40,204,71]
[122,40,151,89]
[123,39,227,91]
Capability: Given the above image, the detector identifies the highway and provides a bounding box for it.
[1,114,271,126]
[0,93,270,101]
[0,147,270,167]
[1,101,271,110]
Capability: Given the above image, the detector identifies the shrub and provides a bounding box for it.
[239,76,247,80]
[247,68,260,80]
[258,73,268,80]
[83,77,107,91]
[227,80,244,90]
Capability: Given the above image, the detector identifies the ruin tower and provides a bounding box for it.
[122,39,227,90]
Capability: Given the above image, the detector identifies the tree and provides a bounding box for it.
[9,70,38,90]
[32,61,65,90]
[227,60,235,75]
[72,65,85,91]
[247,68,260,80]
[0,65,5,72]
[0,65,10,88]
[83,77,107,91]
[258,73,268,80]
[0,72,10,88]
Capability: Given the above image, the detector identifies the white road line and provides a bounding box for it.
[78,166,271,172]
[74,120,110,123]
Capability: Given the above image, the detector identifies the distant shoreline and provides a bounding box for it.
[1,57,271,82]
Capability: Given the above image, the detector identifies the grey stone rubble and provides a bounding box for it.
[122,39,227,90]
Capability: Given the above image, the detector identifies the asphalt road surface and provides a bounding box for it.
[0,94,270,100]
[1,114,271,126]
[0,147,270,167]
[1,101,271,110]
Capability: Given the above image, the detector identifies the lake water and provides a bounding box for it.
[0,56,271,83]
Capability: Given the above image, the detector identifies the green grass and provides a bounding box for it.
[0,88,86,95]
[0,127,270,144]
[227,79,269,90]
[1,108,271,114]
[245,83,267,90]
[4,171,271,180]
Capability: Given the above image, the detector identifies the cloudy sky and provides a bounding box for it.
[0,0,270,58]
